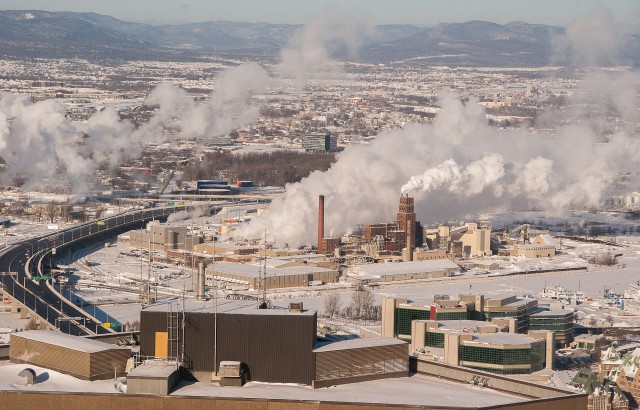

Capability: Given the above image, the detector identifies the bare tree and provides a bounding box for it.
[350,289,375,320]
[588,251,618,266]
[323,293,342,318]
[44,201,58,223]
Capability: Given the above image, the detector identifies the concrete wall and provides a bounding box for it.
[411,357,586,403]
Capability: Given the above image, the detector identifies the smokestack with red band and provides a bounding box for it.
[318,195,325,254]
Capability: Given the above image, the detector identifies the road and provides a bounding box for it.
[0,207,182,336]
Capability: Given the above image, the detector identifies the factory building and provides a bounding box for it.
[450,222,492,257]
[206,261,339,290]
[122,222,203,252]
[10,331,130,380]
[139,298,408,387]
[344,259,460,284]
[423,221,492,257]
[512,244,556,258]
[194,242,258,255]
[411,320,554,374]
[412,248,449,261]
[362,195,422,260]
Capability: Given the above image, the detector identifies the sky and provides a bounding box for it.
[0,0,638,26]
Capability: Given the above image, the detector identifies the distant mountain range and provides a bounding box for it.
[0,10,637,66]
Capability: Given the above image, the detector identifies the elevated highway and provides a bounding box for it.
[0,207,184,336]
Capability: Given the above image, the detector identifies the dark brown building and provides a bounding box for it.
[140,298,317,384]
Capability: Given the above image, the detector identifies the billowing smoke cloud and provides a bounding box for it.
[241,6,640,246]
[552,7,623,66]
[0,11,370,190]
[166,207,205,223]
[401,154,506,197]
[0,62,271,190]
[277,10,374,89]
[243,83,640,246]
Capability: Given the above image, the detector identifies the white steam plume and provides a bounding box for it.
[241,6,640,246]
[400,154,505,197]
[0,61,270,190]
[277,10,374,89]
[0,12,371,191]
[243,82,640,246]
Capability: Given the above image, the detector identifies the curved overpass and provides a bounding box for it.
[0,207,183,336]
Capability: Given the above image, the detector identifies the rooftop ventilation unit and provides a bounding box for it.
[289,302,304,313]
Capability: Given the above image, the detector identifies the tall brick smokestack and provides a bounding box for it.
[405,217,413,262]
[318,195,325,254]
[398,194,416,262]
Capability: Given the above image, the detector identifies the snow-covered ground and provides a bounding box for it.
[6,206,640,330]
[0,363,116,393]
[68,237,637,329]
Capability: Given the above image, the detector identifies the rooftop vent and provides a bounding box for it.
[289,302,304,313]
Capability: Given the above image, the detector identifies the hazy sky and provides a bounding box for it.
[0,0,638,26]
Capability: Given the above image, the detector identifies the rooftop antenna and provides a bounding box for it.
[181,285,186,367]
[263,229,268,305]
[213,235,218,375]
[258,229,268,309]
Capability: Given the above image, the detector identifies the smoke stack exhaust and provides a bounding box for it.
[405,218,413,262]
[318,195,325,254]
[197,261,206,300]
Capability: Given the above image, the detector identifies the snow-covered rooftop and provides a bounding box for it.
[531,309,573,317]
[313,337,406,352]
[11,330,129,354]
[467,333,539,346]
[347,260,460,278]
[209,261,334,278]
[143,297,316,316]
[128,362,179,378]
[429,320,503,332]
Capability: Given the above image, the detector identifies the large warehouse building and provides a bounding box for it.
[344,259,460,283]
[205,261,339,290]
[140,298,407,387]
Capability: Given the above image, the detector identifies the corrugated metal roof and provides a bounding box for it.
[12,330,128,353]
[209,261,334,278]
[348,260,460,277]
[313,337,406,352]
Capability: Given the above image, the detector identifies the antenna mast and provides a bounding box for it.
[262,230,267,305]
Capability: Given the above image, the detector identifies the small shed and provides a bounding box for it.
[10,330,130,380]
[127,362,180,395]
